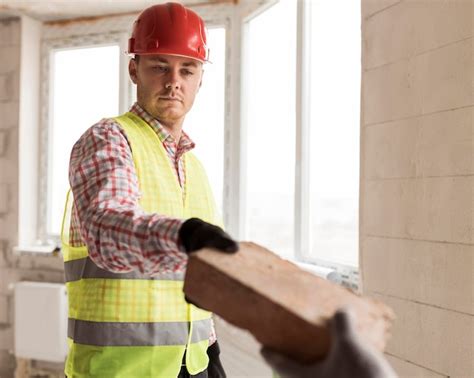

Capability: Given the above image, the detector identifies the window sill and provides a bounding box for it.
[289,257,359,293]
[13,245,61,256]
[292,260,342,284]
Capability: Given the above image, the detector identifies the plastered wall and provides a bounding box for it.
[360,1,473,377]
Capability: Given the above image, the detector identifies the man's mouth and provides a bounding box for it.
[159,96,181,102]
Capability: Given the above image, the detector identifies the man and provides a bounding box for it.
[61,3,236,377]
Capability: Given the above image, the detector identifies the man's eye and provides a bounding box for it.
[152,66,168,72]
[182,70,194,76]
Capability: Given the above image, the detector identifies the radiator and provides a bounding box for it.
[14,281,68,362]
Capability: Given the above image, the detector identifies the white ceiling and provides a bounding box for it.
[0,0,231,22]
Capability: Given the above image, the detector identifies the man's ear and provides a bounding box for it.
[129,58,138,84]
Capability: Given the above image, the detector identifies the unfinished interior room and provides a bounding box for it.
[0,0,472,377]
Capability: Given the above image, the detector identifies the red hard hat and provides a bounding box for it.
[128,2,209,63]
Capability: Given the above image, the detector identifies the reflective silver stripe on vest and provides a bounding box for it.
[68,318,211,346]
[64,257,185,282]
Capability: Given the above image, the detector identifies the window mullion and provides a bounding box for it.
[119,33,131,112]
[294,0,311,261]
[224,10,246,240]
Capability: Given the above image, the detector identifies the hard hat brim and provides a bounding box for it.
[127,51,212,65]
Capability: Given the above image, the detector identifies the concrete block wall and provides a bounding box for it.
[361,1,473,377]
[0,18,21,376]
[0,17,64,377]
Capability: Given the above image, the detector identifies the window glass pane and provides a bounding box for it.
[245,0,296,259]
[309,0,360,266]
[185,27,226,217]
[48,45,120,236]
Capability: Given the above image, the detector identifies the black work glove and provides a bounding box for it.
[179,218,238,254]
[207,341,226,378]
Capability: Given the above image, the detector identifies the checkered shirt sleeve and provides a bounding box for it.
[68,117,188,276]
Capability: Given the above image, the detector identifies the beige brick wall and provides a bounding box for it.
[0,18,64,377]
[361,1,473,377]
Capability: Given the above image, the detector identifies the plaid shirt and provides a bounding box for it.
[69,102,195,274]
[68,103,217,343]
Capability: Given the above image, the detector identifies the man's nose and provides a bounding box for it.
[165,71,181,90]
[165,81,180,90]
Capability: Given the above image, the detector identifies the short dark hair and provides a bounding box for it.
[134,55,140,64]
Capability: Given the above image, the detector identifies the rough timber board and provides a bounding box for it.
[184,242,394,363]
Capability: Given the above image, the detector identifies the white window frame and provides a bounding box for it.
[38,33,128,245]
[241,0,360,290]
[297,0,359,289]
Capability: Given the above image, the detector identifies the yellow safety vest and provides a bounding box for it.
[61,112,222,377]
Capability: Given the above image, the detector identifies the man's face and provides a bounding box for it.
[129,54,203,127]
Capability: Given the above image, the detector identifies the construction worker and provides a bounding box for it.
[61,3,237,377]
[261,309,397,378]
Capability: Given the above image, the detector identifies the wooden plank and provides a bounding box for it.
[184,242,394,363]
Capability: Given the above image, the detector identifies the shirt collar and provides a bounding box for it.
[130,102,195,152]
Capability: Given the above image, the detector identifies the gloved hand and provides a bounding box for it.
[179,218,238,254]
[261,309,397,378]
